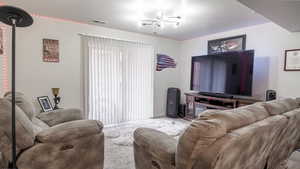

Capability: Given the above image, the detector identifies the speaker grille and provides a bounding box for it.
[167,88,180,118]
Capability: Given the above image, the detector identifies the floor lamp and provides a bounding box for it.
[0,6,33,169]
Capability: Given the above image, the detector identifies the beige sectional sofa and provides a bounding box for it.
[134,98,300,169]
[0,93,104,169]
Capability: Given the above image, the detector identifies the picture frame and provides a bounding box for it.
[37,96,53,112]
[284,49,300,71]
[43,39,59,62]
[208,35,246,54]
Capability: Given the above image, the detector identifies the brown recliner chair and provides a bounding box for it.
[0,92,104,169]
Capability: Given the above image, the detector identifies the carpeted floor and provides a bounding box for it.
[288,151,300,169]
[103,118,190,169]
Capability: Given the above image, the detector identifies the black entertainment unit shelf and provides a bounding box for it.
[184,93,262,120]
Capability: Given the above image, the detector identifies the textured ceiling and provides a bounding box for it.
[238,0,300,32]
[1,0,269,40]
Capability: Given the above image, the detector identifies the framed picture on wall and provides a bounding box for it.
[37,96,53,112]
[284,49,300,71]
[208,35,246,54]
[43,39,59,62]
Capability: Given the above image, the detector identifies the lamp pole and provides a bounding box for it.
[11,18,17,169]
[0,6,33,169]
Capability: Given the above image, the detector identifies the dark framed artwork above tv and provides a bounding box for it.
[208,35,246,54]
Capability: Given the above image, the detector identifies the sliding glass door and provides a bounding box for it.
[82,36,154,125]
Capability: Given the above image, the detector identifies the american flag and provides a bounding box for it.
[156,54,176,71]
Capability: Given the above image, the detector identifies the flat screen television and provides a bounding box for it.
[190,50,254,97]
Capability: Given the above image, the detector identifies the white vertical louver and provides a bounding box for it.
[0,26,9,97]
[81,35,154,125]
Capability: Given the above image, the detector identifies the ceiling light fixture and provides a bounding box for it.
[139,11,181,33]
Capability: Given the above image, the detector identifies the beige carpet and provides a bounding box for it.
[288,151,300,169]
[103,118,189,169]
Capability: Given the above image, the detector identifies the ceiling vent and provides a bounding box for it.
[91,20,106,24]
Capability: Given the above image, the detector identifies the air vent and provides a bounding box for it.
[91,20,106,24]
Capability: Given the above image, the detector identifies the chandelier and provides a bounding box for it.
[139,11,181,33]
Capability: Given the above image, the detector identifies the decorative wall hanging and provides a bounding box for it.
[43,39,59,62]
[156,54,176,71]
[284,49,300,71]
[0,27,3,55]
[208,35,246,54]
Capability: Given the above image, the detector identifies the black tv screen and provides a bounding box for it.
[190,50,254,96]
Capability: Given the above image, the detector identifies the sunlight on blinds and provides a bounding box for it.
[0,26,9,97]
[82,36,154,125]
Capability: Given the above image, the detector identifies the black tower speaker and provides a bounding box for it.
[167,88,181,118]
[266,90,276,101]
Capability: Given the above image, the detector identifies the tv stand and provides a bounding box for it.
[184,92,261,120]
[198,92,234,99]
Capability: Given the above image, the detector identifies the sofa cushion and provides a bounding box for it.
[4,92,36,120]
[281,98,299,110]
[198,103,269,131]
[176,118,226,169]
[0,99,35,150]
[296,98,300,107]
[0,129,12,165]
[213,115,287,169]
[31,117,50,135]
[36,120,103,143]
[134,128,176,163]
[17,132,104,169]
[267,109,300,169]
[196,109,220,119]
[263,98,298,115]
[37,108,83,127]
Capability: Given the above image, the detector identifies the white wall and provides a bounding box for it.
[5,16,180,117]
[5,17,300,118]
[179,23,300,100]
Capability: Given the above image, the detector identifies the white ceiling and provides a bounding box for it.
[238,0,300,32]
[1,0,269,40]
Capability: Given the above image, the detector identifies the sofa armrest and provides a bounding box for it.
[296,98,300,107]
[36,120,103,143]
[134,128,177,163]
[37,108,83,126]
[296,140,300,150]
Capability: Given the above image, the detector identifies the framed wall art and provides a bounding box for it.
[37,96,53,112]
[208,35,246,54]
[43,39,59,62]
[284,49,300,71]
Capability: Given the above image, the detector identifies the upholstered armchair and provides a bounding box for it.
[0,92,104,169]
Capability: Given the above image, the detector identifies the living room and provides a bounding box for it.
[0,0,300,169]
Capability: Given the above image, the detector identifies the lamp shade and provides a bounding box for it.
[52,88,60,96]
[0,6,33,27]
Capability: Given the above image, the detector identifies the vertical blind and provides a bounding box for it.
[81,35,154,125]
[0,26,8,96]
